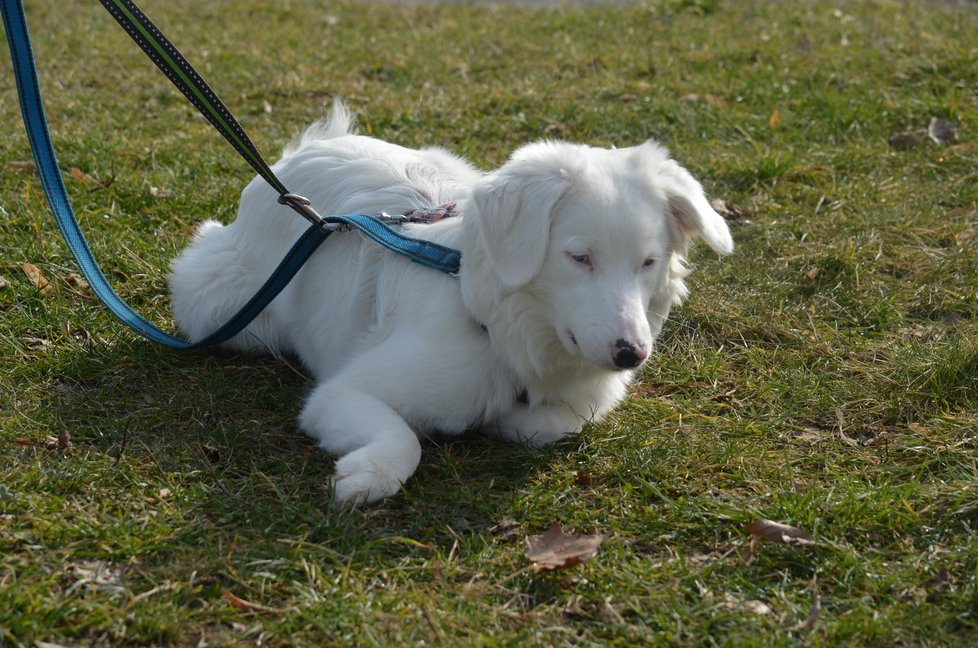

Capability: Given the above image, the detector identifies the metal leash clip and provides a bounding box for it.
[278,193,349,233]
[377,211,411,227]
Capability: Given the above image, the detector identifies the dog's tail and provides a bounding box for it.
[282,101,356,155]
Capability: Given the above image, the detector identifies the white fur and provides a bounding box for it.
[169,105,733,507]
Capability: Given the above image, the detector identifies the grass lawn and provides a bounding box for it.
[2,0,978,644]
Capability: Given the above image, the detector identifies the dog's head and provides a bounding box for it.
[462,140,732,374]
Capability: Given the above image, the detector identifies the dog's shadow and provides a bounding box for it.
[45,341,558,541]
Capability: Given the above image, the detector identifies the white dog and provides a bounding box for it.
[169,105,733,507]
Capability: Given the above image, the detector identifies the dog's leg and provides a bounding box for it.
[485,404,586,448]
[299,381,422,508]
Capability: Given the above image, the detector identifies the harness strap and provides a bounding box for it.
[1,0,461,350]
[324,213,461,275]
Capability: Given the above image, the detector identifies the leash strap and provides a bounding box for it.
[1,0,330,349]
[1,0,460,350]
[98,0,287,195]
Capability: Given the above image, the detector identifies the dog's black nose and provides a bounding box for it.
[612,339,647,368]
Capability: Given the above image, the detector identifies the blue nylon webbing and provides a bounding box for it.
[1,0,460,350]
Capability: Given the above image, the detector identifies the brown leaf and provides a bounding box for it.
[747,519,817,547]
[44,431,71,450]
[889,129,928,150]
[63,272,90,293]
[69,167,94,186]
[22,263,53,294]
[768,109,782,130]
[524,522,606,572]
[488,517,521,539]
[710,198,752,221]
[743,519,817,565]
[222,590,282,613]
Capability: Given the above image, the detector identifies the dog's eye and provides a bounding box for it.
[642,258,656,269]
[567,252,592,268]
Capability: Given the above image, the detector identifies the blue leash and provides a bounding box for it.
[1,0,461,350]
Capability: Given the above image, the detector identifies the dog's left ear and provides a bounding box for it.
[659,159,734,255]
[470,156,573,288]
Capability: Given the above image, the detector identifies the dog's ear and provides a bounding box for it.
[470,160,572,288]
[658,159,734,255]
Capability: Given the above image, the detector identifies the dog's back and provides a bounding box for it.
[168,105,479,364]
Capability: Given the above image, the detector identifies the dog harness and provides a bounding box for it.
[2,0,462,350]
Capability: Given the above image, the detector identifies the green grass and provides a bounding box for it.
[2,0,978,644]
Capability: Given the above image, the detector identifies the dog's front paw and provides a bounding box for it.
[330,448,406,508]
[486,404,586,448]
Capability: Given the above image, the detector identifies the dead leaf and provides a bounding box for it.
[66,560,125,597]
[524,522,606,572]
[22,263,53,294]
[44,431,71,450]
[488,517,521,540]
[21,336,53,351]
[222,590,282,613]
[710,198,752,221]
[69,167,94,186]
[575,470,593,487]
[928,117,958,145]
[744,519,817,564]
[63,272,89,292]
[889,129,928,150]
[907,423,929,436]
[0,275,8,290]
[747,519,816,547]
[768,109,782,130]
